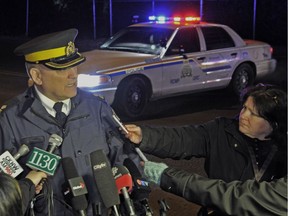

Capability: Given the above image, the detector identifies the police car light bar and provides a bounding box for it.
[148,16,200,23]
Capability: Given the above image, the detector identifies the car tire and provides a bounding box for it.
[113,76,149,118]
[230,63,255,95]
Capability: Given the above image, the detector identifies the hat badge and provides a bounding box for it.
[65,41,76,57]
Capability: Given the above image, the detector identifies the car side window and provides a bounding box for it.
[201,26,235,50]
[166,28,200,56]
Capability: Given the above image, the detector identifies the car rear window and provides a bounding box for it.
[201,26,235,50]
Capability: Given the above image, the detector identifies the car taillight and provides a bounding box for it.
[270,47,274,55]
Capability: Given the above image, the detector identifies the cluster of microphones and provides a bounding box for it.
[0,133,169,216]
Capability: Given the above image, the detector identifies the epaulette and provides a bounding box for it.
[93,93,106,102]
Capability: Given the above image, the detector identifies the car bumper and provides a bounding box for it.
[256,58,277,78]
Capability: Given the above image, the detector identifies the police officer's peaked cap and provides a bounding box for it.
[14,28,85,70]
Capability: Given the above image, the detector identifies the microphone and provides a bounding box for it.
[26,134,62,176]
[0,143,31,177]
[112,165,136,216]
[111,110,129,134]
[111,109,148,163]
[124,158,153,216]
[13,136,45,160]
[0,136,46,177]
[90,150,120,216]
[135,148,148,162]
[62,157,88,216]
[47,134,63,153]
[13,144,30,160]
[0,150,24,178]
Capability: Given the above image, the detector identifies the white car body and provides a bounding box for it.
[78,20,276,118]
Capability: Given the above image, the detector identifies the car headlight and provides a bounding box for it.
[77,74,112,88]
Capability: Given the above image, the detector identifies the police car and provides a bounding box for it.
[78,16,276,118]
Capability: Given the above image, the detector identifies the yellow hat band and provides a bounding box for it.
[24,41,76,62]
[25,46,67,62]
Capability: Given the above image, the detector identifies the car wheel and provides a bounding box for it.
[113,76,149,118]
[230,63,255,95]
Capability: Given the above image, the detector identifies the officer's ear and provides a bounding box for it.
[29,67,43,85]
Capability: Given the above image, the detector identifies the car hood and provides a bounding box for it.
[78,49,156,74]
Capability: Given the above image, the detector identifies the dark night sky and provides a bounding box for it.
[0,0,287,46]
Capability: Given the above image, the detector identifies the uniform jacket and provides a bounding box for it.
[139,117,286,182]
[160,168,287,216]
[0,87,140,216]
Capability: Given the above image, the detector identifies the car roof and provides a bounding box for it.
[128,21,226,30]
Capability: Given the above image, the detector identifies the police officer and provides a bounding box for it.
[0,29,140,215]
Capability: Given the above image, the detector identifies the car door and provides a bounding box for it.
[161,27,204,95]
[193,26,240,89]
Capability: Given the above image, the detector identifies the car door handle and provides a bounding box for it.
[231,53,237,57]
[197,57,206,61]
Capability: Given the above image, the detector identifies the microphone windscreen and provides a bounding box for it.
[123,158,141,178]
[62,157,88,211]
[62,157,78,179]
[114,173,133,194]
[49,134,63,146]
[47,134,63,153]
[90,149,120,208]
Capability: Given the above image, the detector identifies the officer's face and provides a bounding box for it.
[31,65,78,101]
[239,96,273,140]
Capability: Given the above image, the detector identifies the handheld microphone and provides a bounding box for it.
[0,143,31,178]
[112,165,136,216]
[90,150,120,216]
[111,110,148,162]
[112,110,129,134]
[0,150,24,178]
[26,134,62,176]
[14,135,44,160]
[62,157,88,216]
[124,158,153,216]
[47,134,63,153]
[13,144,30,160]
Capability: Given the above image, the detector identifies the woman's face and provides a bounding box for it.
[239,96,273,140]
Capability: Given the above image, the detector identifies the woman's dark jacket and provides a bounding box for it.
[160,168,287,216]
[139,117,286,182]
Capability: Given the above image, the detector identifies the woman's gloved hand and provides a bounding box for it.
[144,161,168,185]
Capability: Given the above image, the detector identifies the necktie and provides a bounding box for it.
[53,102,67,127]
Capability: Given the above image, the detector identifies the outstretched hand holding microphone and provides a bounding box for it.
[123,124,143,145]
[117,122,168,185]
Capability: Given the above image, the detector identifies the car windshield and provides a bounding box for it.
[100,26,174,55]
